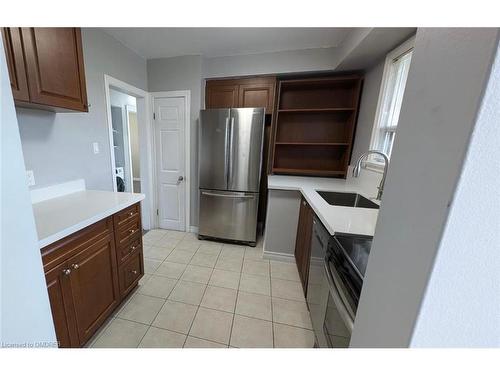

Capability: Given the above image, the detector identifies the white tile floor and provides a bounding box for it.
[89,229,315,348]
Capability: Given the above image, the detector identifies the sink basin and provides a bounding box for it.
[316,191,379,209]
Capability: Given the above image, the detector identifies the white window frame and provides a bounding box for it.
[366,36,415,172]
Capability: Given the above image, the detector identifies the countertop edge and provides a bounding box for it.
[38,194,145,249]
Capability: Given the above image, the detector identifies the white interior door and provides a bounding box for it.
[154,96,186,231]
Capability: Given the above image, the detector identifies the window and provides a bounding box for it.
[368,37,414,167]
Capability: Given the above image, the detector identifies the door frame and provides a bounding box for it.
[103,74,155,230]
[124,104,137,193]
[151,90,191,232]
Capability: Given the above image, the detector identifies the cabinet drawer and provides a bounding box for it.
[42,218,112,272]
[115,217,141,249]
[117,236,142,265]
[114,203,141,230]
[119,250,143,297]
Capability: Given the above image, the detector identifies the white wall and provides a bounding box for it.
[17,28,147,191]
[410,39,500,347]
[350,28,500,347]
[147,55,203,227]
[0,39,56,346]
[351,59,385,162]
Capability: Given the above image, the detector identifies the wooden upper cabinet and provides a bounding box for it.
[1,28,29,101]
[205,76,276,114]
[238,80,276,115]
[21,28,88,112]
[206,83,239,109]
[1,27,88,112]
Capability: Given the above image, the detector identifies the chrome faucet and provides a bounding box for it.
[352,150,389,200]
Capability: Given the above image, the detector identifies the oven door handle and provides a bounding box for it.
[324,259,355,333]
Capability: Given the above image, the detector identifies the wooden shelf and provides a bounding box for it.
[275,142,349,146]
[272,168,346,177]
[277,108,355,113]
[270,74,363,178]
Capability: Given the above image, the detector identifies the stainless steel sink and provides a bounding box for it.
[316,191,379,209]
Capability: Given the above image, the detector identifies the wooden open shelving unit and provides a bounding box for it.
[270,75,363,178]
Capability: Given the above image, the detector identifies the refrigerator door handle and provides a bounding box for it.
[228,116,235,186]
[201,191,255,199]
[224,117,230,186]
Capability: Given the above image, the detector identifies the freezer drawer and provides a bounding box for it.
[199,189,259,243]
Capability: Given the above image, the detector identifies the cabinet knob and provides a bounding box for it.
[71,263,79,270]
[62,269,71,276]
[129,229,136,234]
[131,245,137,251]
[131,270,138,275]
[129,212,134,217]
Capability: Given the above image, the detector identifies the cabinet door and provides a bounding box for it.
[1,28,29,101]
[205,82,239,109]
[21,27,88,111]
[45,263,78,348]
[238,81,275,114]
[66,237,120,346]
[294,197,314,295]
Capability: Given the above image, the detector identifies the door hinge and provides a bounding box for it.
[156,209,159,216]
[153,112,156,120]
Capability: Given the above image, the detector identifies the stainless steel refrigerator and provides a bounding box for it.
[198,108,265,246]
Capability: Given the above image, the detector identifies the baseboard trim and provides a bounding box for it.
[262,250,295,263]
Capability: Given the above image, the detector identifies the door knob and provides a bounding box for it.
[177,176,184,184]
[62,269,71,276]
[71,263,79,270]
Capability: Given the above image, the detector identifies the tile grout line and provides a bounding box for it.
[138,232,186,347]
[183,242,223,347]
[118,232,310,348]
[269,261,276,348]
[174,238,213,347]
[137,231,193,347]
[227,247,245,347]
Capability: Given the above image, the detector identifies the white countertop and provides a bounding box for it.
[268,169,382,236]
[33,190,145,248]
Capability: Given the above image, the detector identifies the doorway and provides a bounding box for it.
[109,89,137,193]
[104,75,155,230]
[152,91,191,232]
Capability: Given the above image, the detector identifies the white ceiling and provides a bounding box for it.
[102,28,354,60]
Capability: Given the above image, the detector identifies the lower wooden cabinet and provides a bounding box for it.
[66,236,120,345]
[41,203,143,348]
[45,261,77,347]
[294,196,314,295]
[119,250,144,298]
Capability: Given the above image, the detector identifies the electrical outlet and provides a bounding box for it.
[26,170,35,187]
[92,142,99,154]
